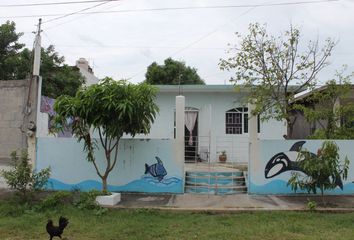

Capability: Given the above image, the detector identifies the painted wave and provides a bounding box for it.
[249,180,354,195]
[46,175,183,193]
[140,175,182,186]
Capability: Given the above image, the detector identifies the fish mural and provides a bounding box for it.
[145,156,167,181]
[264,141,344,189]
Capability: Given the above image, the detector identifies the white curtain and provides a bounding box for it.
[185,111,198,146]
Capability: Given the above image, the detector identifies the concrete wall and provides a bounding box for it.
[35,95,185,193]
[249,140,354,195]
[36,137,184,193]
[0,80,28,161]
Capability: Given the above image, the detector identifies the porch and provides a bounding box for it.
[184,135,249,165]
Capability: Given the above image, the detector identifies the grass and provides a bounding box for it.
[1,199,354,240]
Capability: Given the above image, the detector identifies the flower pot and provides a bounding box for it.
[96,192,121,206]
[219,155,227,162]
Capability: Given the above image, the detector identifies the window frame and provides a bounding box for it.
[225,107,248,135]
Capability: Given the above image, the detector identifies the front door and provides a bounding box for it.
[185,110,198,163]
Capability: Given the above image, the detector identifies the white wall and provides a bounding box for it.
[135,90,287,164]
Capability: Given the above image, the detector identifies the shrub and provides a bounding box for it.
[288,141,349,205]
[73,190,108,216]
[1,150,51,201]
[38,191,72,210]
[307,199,317,211]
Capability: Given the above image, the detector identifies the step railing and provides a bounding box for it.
[185,170,247,195]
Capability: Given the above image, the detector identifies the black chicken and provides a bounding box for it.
[46,216,69,240]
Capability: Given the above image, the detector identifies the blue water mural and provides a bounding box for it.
[36,138,184,194]
[249,180,354,195]
[46,175,183,193]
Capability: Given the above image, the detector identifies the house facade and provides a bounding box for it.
[127,85,287,164]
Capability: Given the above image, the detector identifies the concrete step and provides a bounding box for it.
[185,185,247,195]
[185,178,245,186]
[185,170,247,195]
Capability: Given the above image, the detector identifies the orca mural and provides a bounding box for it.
[264,140,344,189]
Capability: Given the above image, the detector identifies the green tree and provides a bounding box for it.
[294,71,354,139]
[0,21,25,80]
[53,78,159,192]
[0,21,84,98]
[220,23,335,138]
[287,141,349,205]
[40,45,85,98]
[145,58,205,85]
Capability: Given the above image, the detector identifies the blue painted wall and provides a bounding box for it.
[249,140,354,195]
[36,137,184,193]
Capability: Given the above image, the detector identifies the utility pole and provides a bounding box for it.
[33,18,42,76]
[27,18,42,167]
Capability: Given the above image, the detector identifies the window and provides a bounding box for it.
[225,107,248,134]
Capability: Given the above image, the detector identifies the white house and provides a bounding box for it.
[126,85,287,165]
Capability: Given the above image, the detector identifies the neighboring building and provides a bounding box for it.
[291,85,354,139]
[123,85,287,164]
[75,58,100,86]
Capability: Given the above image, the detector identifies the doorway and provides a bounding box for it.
[185,109,198,163]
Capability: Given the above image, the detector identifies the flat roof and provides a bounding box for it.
[157,84,300,93]
[157,84,242,93]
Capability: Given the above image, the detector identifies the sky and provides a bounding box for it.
[0,0,353,84]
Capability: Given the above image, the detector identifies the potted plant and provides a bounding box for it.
[219,151,227,162]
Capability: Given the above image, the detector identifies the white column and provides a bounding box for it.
[175,95,185,165]
[248,103,259,193]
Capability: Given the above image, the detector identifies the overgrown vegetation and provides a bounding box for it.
[0,189,108,218]
[1,199,354,240]
[294,71,354,139]
[288,141,349,205]
[0,150,50,201]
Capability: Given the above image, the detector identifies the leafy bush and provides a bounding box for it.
[73,190,108,216]
[307,199,317,211]
[1,150,51,201]
[288,141,349,204]
[308,128,354,140]
[38,191,72,210]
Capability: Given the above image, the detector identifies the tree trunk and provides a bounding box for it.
[321,187,325,207]
[102,176,107,192]
[288,121,294,139]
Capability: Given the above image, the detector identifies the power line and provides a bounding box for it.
[42,1,114,23]
[47,44,227,50]
[43,1,120,30]
[0,0,340,19]
[0,0,119,7]
[127,6,257,80]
